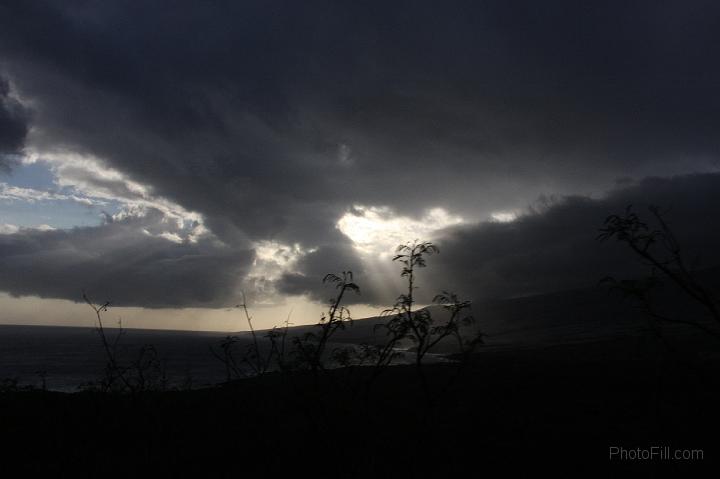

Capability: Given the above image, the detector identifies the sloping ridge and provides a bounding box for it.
[281,266,720,354]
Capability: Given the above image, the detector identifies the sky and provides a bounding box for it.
[1,0,720,331]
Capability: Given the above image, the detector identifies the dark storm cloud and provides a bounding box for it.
[430,172,720,303]
[1,1,720,306]
[276,173,720,306]
[277,238,369,302]
[2,1,720,237]
[0,75,29,172]
[0,209,254,307]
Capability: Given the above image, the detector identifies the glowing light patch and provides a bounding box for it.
[244,241,315,305]
[249,241,311,281]
[336,205,464,255]
[490,211,518,223]
[158,232,184,244]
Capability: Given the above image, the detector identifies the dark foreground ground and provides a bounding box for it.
[1,330,719,478]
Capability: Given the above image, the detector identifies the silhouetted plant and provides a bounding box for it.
[210,335,246,382]
[211,292,283,381]
[371,242,438,372]
[431,291,484,360]
[383,241,440,366]
[210,293,292,382]
[293,271,360,373]
[83,292,167,393]
[131,344,168,391]
[598,205,720,338]
[236,291,274,375]
[83,293,129,392]
[367,241,482,402]
[265,311,293,373]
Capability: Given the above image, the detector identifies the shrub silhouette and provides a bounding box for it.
[362,241,481,401]
[210,292,281,381]
[83,239,481,400]
[264,311,293,372]
[383,241,440,364]
[83,292,167,392]
[209,334,246,381]
[211,274,360,381]
[598,205,720,339]
[292,271,360,373]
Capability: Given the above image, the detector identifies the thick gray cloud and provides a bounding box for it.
[2,1,720,240]
[432,173,720,302]
[1,1,720,308]
[0,75,28,172]
[0,209,254,307]
[276,173,720,306]
[277,237,367,301]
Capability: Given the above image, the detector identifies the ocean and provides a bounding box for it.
[3,284,712,392]
[0,325,242,391]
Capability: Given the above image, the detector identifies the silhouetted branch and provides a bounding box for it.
[599,205,720,337]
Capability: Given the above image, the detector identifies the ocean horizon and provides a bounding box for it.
[0,324,239,391]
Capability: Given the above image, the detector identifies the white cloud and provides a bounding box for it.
[244,240,314,304]
[490,211,518,223]
[336,205,465,256]
[0,182,107,206]
[21,148,211,243]
[0,223,56,234]
[0,224,19,234]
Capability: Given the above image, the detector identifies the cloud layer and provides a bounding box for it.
[432,173,720,302]
[0,75,29,172]
[277,173,720,306]
[0,208,253,307]
[0,1,719,309]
